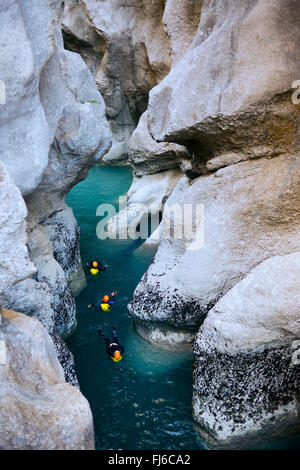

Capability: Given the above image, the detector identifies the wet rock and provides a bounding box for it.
[43,207,86,296]
[193,252,300,447]
[129,154,300,326]
[0,309,94,450]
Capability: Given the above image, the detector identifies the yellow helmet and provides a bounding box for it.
[92,261,98,268]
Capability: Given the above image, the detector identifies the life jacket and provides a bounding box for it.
[90,268,99,275]
[100,303,110,312]
[111,354,123,362]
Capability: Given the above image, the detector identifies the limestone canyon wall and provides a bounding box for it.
[68,0,300,447]
[1,0,300,450]
[0,0,111,449]
[128,0,300,447]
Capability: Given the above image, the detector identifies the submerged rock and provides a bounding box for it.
[193,253,300,448]
[135,321,195,352]
[0,309,94,450]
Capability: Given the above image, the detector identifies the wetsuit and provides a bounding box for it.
[98,328,124,358]
[87,261,107,271]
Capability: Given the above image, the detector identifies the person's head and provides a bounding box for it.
[93,261,98,268]
[103,295,109,303]
[114,351,121,361]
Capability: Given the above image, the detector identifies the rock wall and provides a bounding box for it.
[122,0,300,448]
[0,0,111,382]
[0,165,95,449]
[193,253,300,448]
[2,0,299,450]
[0,0,112,449]
[61,0,201,164]
[0,309,94,450]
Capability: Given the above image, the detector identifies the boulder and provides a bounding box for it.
[129,154,300,326]
[0,309,94,450]
[105,169,182,240]
[193,252,300,448]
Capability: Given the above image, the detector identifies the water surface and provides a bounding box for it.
[66,165,299,451]
[66,166,204,450]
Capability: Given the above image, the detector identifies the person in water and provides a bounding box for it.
[86,260,107,276]
[88,291,118,310]
[98,326,124,362]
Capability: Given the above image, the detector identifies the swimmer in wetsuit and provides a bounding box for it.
[98,327,124,362]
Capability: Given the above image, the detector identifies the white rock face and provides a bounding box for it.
[62,0,169,163]
[0,0,111,383]
[163,0,203,64]
[0,309,94,450]
[0,163,35,295]
[128,111,189,176]
[105,169,182,240]
[0,0,51,196]
[62,0,202,163]
[197,252,300,355]
[129,154,300,326]
[193,253,300,447]
[0,0,111,448]
[148,0,300,174]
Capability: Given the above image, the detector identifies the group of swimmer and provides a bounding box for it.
[86,260,124,363]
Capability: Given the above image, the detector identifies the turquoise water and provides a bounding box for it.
[66,166,204,450]
[66,166,299,451]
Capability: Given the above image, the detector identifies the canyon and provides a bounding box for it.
[0,0,299,450]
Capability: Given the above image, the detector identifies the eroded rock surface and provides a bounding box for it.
[130,154,300,326]
[148,0,300,174]
[193,253,300,447]
[129,111,189,176]
[0,163,35,294]
[0,309,94,450]
[105,169,182,240]
[0,0,111,384]
[62,0,202,163]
